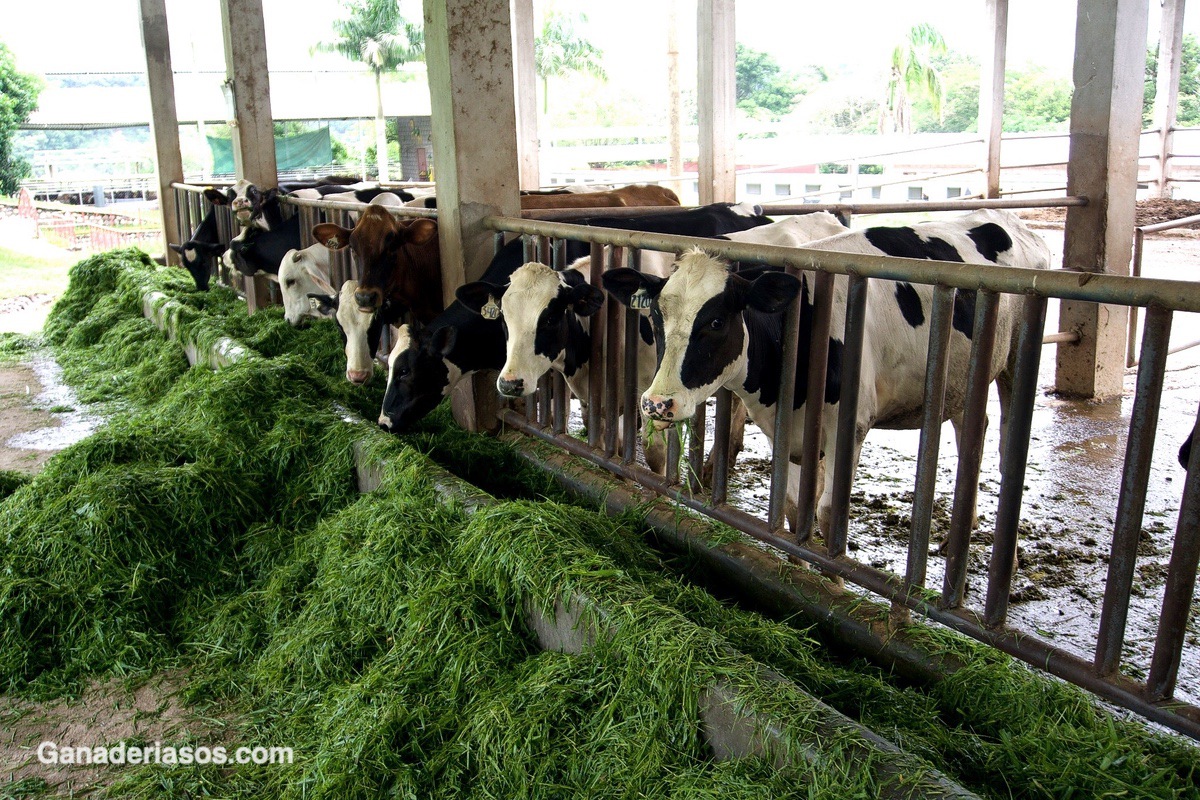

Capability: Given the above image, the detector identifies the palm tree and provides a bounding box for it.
[534,11,606,115]
[881,23,946,134]
[319,0,423,182]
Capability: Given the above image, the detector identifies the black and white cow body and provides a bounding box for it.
[376,202,776,431]
[603,209,1051,535]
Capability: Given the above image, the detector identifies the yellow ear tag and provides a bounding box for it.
[630,289,653,309]
[325,237,342,250]
[481,296,501,320]
[308,297,321,312]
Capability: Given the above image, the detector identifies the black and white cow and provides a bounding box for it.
[375,202,776,431]
[308,279,397,385]
[602,209,1051,535]
[169,205,224,290]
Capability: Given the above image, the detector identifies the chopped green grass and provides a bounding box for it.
[0,248,1195,799]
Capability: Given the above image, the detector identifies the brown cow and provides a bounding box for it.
[410,183,682,211]
[313,206,442,323]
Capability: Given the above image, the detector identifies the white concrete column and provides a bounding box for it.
[218,0,277,188]
[138,0,184,264]
[979,0,1008,199]
[1056,0,1149,398]
[425,0,522,431]
[697,0,736,204]
[512,0,540,189]
[1153,0,1187,198]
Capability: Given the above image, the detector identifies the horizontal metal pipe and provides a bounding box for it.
[281,196,439,219]
[497,408,1200,741]
[1137,213,1200,234]
[483,216,1200,313]
[757,196,1087,217]
[1042,331,1081,344]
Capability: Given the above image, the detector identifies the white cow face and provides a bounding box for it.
[276,246,335,326]
[456,261,603,398]
[603,248,799,430]
[309,279,383,385]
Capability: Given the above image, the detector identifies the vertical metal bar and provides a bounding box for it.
[767,266,805,534]
[665,430,681,485]
[604,246,623,457]
[538,373,552,428]
[794,271,834,543]
[1127,228,1145,368]
[552,372,568,435]
[622,249,641,465]
[588,242,605,449]
[906,284,955,592]
[827,274,871,557]
[941,289,1000,609]
[523,237,538,423]
[1147,396,1200,699]
[1095,306,1174,674]
[552,237,566,270]
[710,389,733,505]
[983,293,1049,627]
[688,405,706,492]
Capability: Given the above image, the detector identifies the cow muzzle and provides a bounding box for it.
[378,413,394,431]
[641,394,678,431]
[346,368,373,385]
[355,287,383,313]
[497,376,527,397]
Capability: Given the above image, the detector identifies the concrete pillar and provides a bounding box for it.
[512,0,540,189]
[138,0,184,264]
[1153,0,1187,198]
[218,0,277,188]
[979,0,1008,199]
[1056,0,1149,398]
[424,0,522,431]
[697,0,736,204]
[667,0,683,199]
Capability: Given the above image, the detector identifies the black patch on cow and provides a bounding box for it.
[966,223,1013,263]
[639,315,654,346]
[864,226,966,264]
[893,282,925,327]
[380,331,452,430]
[680,291,745,391]
[952,289,978,339]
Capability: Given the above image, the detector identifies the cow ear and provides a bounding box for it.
[198,242,226,256]
[570,283,605,317]
[744,272,801,315]
[203,188,230,205]
[602,268,664,309]
[406,218,437,245]
[265,272,280,284]
[456,281,506,317]
[263,187,280,203]
[307,292,338,315]
[168,243,184,253]
[429,325,457,356]
[313,223,351,251]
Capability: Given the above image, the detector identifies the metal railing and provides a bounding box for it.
[1129,213,1200,367]
[483,203,1200,741]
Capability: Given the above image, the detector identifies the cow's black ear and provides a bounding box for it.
[203,188,231,206]
[570,283,605,317]
[168,243,185,253]
[198,242,226,255]
[744,271,801,314]
[602,268,663,308]
[456,281,506,317]
[307,292,338,315]
[429,325,457,356]
[262,187,280,203]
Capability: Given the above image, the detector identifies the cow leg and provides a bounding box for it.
[815,420,868,540]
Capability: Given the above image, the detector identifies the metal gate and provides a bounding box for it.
[484,208,1200,740]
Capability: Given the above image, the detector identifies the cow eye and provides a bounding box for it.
[397,367,411,378]
[285,279,296,287]
[710,317,724,330]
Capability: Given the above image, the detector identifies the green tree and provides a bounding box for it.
[881,23,946,134]
[318,0,423,182]
[1004,66,1071,132]
[534,11,606,114]
[0,42,41,196]
[1145,33,1200,128]
[735,43,818,120]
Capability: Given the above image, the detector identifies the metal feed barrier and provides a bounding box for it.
[484,207,1200,741]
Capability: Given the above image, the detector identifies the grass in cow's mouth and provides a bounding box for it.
[0,248,1195,798]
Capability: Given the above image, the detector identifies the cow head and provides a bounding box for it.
[312,208,438,314]
[378,324,460,431]
[603,248,799,430]
[309,279,386,385]
[168,241,223,290]
[276,246,334,326]
[457,261,603,398]
[205,180,277,230]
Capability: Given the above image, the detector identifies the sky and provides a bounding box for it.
[3,1,1198,112]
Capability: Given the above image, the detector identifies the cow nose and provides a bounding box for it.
[354,290,378,311]
[378,414,393,430]
[641,394,676,421]
[347,369,372,385]
[497,376,525,397]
